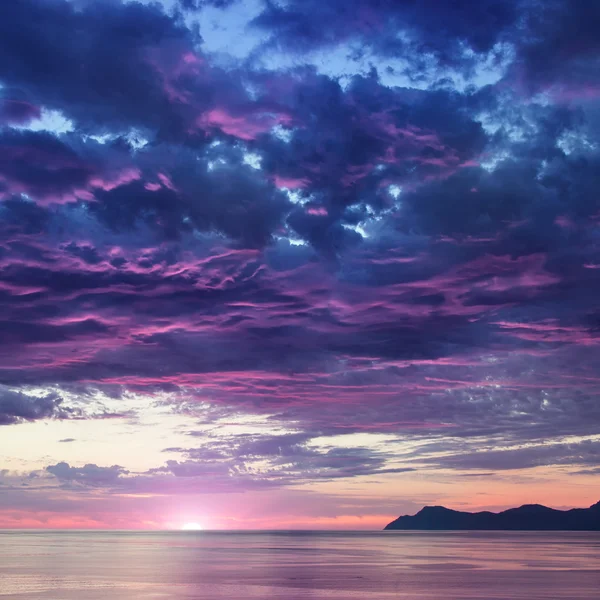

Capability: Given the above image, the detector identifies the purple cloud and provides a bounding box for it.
[1,0,600,527]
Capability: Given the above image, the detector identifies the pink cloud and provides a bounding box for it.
[307,206,328,216]
[157,172,177,191]
[182,52,203,66]
[145,45,207,107]
[273,175,309,189]
[554,215,575,229]
[495,321,599,345]
[548,84,600,103]
[89,168,141,192]
[198,108,292,141]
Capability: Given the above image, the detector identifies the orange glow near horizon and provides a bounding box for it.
[1,467,599,531]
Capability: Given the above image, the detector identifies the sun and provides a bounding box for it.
[181,522,204,531]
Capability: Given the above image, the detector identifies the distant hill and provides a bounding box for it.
[384,500,600,531]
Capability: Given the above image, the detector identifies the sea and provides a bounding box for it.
[1,530,599,599]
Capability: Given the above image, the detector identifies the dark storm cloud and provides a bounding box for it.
[0,98,40,126]
[0,0,200,136]
[91,146,292,247]
[253,0,600,97]
[253,0,519,74]
[0,0,293,146]
[0,0,600,483]
[0,129,93,201]
[256,74,487,245]
[514,0,600,96]
[0,195,50,234]
[0,387,68,425]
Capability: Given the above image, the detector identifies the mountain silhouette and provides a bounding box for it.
[384,500,600,530]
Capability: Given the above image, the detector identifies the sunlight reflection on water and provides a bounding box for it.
[1,531,599,599]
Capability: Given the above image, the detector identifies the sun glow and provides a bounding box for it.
[181,522,204,531]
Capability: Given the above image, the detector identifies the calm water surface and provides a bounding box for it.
[1,530,599,599]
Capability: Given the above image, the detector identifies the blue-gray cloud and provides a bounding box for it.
[0,0,599,485]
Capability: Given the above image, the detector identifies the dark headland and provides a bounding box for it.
[384,500,600,531]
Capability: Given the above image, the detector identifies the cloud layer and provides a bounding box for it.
[1,0,600,527]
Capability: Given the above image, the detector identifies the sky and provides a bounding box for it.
[0,0,600,531]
